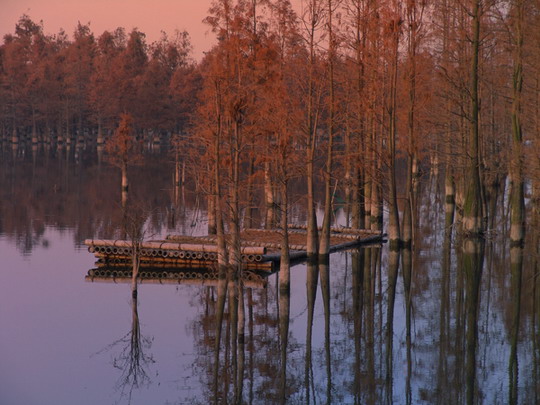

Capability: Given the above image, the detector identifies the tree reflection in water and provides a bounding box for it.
[462,238,484,405]
[96,294,155,404]
[304,258,319,405]
[508,245,523,405]
[278,262,291,405]
[385,248,400,405]
[319,256,332,405]
[4,150,540,403]
[437,218,453,405]
[98,202,155,404]
[402,247,413,405]
[351,249,363,405]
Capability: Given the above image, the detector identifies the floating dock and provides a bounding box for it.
[84,226,384,275]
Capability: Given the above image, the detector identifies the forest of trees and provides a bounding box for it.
[3,3,540,403]
[1,0,539,256]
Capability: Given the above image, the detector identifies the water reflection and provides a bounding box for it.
[351,250,363,405]
[437,217,453,405]
[461,238,484,405]
[508,245,523,405]
[2,147,540,404]
[402,247,413,405]
[365,246,380,405]
[304,259,318,405]
[385,248,399,405]
[278,263,291,405]
[97,294,154,403]
[320,257,332,405]
[0,146,192,255]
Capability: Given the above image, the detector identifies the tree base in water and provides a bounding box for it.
[389,239,402,251]
[462,215,484,236]
[510,223,525,247]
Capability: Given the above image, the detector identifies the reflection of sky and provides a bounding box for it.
[0,228,201,405]
[1,222,537,404]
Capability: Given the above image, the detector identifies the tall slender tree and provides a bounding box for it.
[462,0,485,236]
[509,0,525,245]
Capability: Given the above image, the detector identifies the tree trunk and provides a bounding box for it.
[245,156,255,229]
[306,0,320,259]
[264,161,275,229]
[403,1,421,248]
[320,0,335,258]
[214,89,229,269]
[229,120,242,273]
[388,15,401,249]
[208,194,217,235]
[121,161,128,207]
[509,0,525,246]
[462,0,484,236]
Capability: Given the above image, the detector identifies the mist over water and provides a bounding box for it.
[1,146,538,405]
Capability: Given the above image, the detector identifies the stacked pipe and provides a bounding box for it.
[85,239,266,263]
[87,268,264,283]
[92,251,264,263]
[94,258,274,272]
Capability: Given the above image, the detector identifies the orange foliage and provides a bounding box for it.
[105,113,142,168]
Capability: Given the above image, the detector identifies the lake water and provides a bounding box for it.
[1,145,538,404]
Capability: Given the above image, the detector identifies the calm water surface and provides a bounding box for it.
[1,146,538,404]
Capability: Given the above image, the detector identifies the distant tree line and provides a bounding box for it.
[0,15,198,144]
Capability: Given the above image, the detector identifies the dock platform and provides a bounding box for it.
[84,226,384,275]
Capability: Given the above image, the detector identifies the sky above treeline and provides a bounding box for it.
[1,0,241,60]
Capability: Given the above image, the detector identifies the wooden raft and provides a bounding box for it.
[84,227,383,273]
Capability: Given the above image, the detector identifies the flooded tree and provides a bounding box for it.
[319,0,337,258]
[299,0,325,258]
[462,0,485,236]
[509,0,525,245]
[65,23,95,142]
[95,200,154,404]
[4,2,540,403]
[2,16,46,146]
[105,113,141,206]
[385,1,402,248]
[90,28,126,141]
[401,0,426,247]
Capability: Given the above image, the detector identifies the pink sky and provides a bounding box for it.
[1,0,305,60]
[0,0,217,59]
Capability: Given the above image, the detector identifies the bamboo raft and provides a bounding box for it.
[84,227,383,273]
